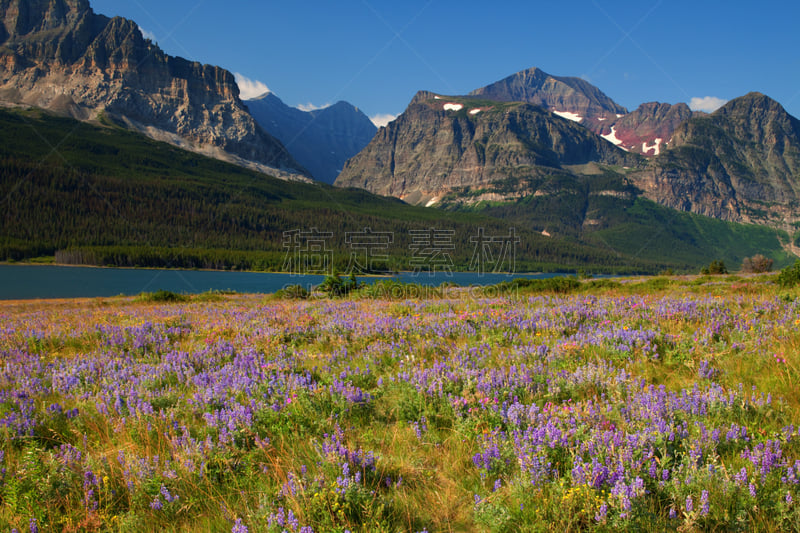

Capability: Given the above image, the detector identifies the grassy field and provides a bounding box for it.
[2,274,800,531]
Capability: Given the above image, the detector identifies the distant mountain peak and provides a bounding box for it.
[246,92,376,184]
[335,91,640,203]
[0,0,308,179]
[468,66,628,119]
[715,91,785,118]
[249,91,273,101]
[632,91,800,227]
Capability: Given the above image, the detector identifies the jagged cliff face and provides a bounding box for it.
[335,92,641,206]
[600,102,695,155]
[338,65,800,232]
[246,93,376,184]
[466,67,692,157]
[631,93,800,226]
[0,0,306,178]
[468,67,627,123]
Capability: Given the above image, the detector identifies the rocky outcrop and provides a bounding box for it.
[335,92,641,205]
[468,67,627,124]
[246,92,376,184]
[339,66,800,233]
[466,67,696,158]
[599,102,695,155]
[0,0,307,178]
[631,93,800,226]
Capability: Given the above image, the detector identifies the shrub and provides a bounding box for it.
[741,254,773,273]
[136,290,189,303]
[275,284,310,299]
[700,260,727,275]
[316,273,362,297]
[777,260,800,287]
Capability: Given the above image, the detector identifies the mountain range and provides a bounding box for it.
[1,0,798,271]
[336,67,800,242]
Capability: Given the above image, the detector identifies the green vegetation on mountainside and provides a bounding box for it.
[0,107,673,273]
[447,169,793,270]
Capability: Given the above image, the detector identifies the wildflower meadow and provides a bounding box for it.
[2,275,800,531]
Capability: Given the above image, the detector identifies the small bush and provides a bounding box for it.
[275,284,310,299]
[700,260,728,275]
[136,290,189,303]
[777,260,800,287]
[316,273,363,298]
[741,254,773,273]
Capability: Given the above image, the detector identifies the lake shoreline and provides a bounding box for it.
[0,261,545,277]
[0,264,566,300]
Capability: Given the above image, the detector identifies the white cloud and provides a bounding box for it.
[689,96,728,113]
[138,26,157,42]
[234,73,271,100]
[296,102,332,112]
[370,113,398,128]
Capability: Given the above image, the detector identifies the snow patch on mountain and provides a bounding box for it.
[642,138,663,156]
[553,110,583,122]
[443,103,463,111]
[601,126,624,146]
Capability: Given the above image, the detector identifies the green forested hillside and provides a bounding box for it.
[0,107,672,274]
[1,107,791,274]
[448,168,794,270]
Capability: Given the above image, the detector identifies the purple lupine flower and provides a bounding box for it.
[83,470,98,489]
[160,485,178,503]
[595,502,608,522]
[231,518,248,533]
[267,507,286,528]
[287,509,299,531]
[734,467,748,486]
[700,490,709,516]
[686,495,693,513]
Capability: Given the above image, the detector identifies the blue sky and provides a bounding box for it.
[90,1,800,126]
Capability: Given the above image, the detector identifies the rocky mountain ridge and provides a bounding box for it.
[337,68,800,239]
[631,92,800,227]
[336,91,642,206]
[465,67,694,156]
[245,92,376,184]
[0,0,308,179]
